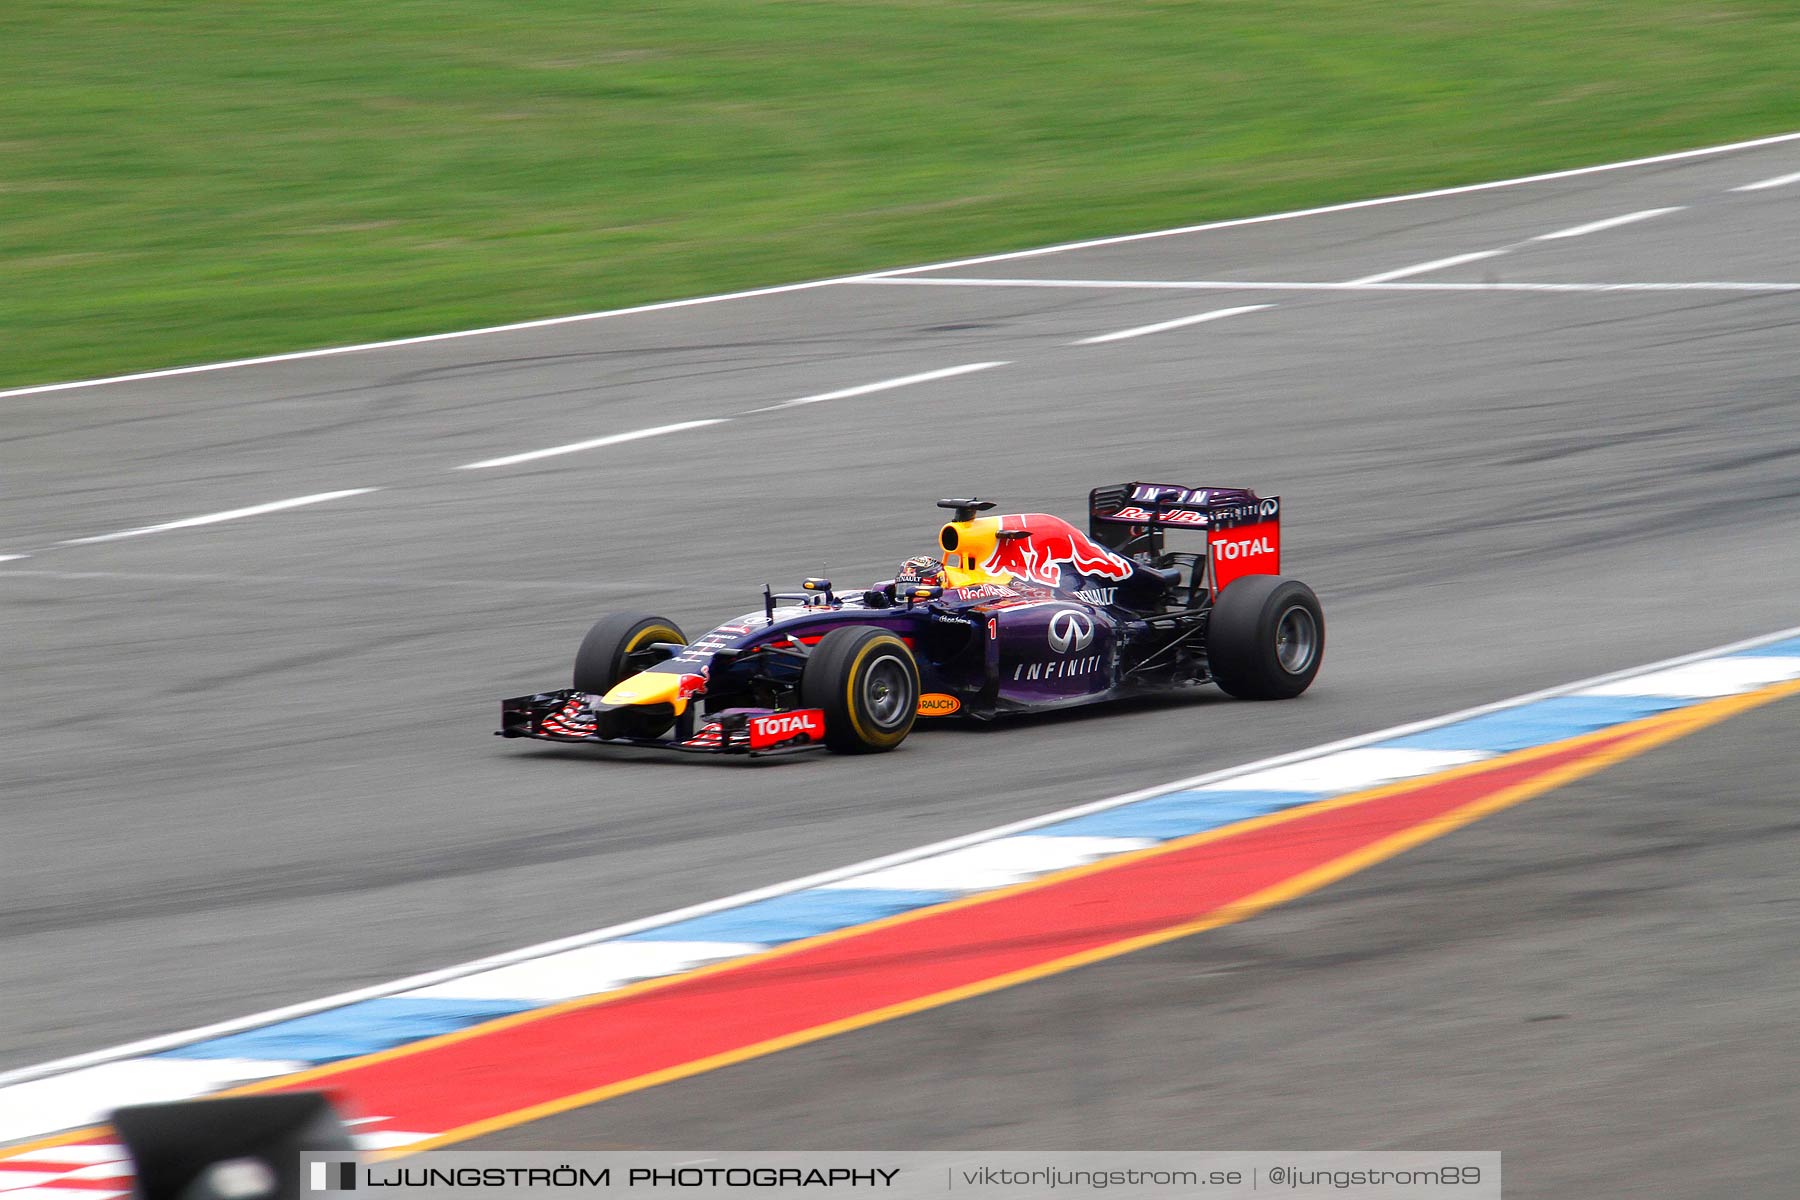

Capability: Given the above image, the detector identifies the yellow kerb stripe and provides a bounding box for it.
[6,677,1793,1160]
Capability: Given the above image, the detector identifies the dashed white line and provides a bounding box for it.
[855,276,1800,294]
[7,130,1800,400]
[746,361,1009,413]
[1075,304,1273,345]
[1731,169,1800,193]
[0,555,28,563]
[869,135,1800,279]
[60,489,379,545]
[1533,207,1684,241]
[456,419,729,470]
[1345,249,1506,285]
[859,276,1249,291]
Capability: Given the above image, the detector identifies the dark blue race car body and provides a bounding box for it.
[498,485,1322,756]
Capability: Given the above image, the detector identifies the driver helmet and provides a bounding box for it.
[896,553,943,586]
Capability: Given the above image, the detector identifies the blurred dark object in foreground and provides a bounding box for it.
[113,1092,355,1200]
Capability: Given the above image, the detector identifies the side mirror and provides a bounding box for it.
[906,585,944,605]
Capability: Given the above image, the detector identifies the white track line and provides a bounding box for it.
[1076,304,1273,345]
[457,419,728,471]
[746,361,1008,413]
[1731,169,1800,192]
[869,134,1800,278]
[6,131,1799,401]
[59,490,379,546]
[4,620,1796,1091]
[856,276,1800,294]
[860,277,1264,291]
[0,555,27,563]
[1533,207,1684,241]
[1346,249,1506,285]
[0,281,843,401]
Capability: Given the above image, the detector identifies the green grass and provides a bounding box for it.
[2,1,1796,386]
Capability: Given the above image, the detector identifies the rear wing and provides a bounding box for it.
[1088,482,1281,592]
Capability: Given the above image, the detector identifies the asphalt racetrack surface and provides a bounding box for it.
[483,699,1800,1198]
[5,138,1798,1187]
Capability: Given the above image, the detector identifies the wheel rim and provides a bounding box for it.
[1274,605,1318,674]
[861,653,913,729]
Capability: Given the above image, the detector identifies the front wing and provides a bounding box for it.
[498,690,828,757]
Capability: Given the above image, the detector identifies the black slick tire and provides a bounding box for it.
[800,627,919,753]
[1208,576,1324,700]
[573,612,687,738]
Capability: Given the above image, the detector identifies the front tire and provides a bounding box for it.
[1209,576,1323,700]
[800,627,919,753]
[574,612,686,738]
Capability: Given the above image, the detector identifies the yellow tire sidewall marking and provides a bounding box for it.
[844,635,912,747]
[624,624,682,655]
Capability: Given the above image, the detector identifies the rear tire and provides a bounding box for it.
[574,612,687,738]
[800,627,919,753]
[1209,576,1323,700]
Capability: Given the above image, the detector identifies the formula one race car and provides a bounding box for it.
[498,484,1323,756]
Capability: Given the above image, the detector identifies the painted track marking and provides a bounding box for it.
[455,420,728,471]
[856,276,1800,294]
[18,357,1004,555]
[375,684,1795,1153]
[7,134,1800,1139]
[1345,249,1506,285]
[5,131,1799,399]
[1731,169,1800,192]
[16,143,1799,558]
[58,490,379,546]
[7,677,1794,1161]
[0,279,841,401]
[7,625,1795,1085]
[1074,304,1273,345]
[744,361,1008,413]
[870,135,1800,278]
[2,626,1796,1150]
[1534,207,1684,241]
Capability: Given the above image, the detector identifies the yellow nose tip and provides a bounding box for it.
[600,670,688,714]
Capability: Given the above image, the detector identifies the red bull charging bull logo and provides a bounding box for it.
[981,515,1134,589]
